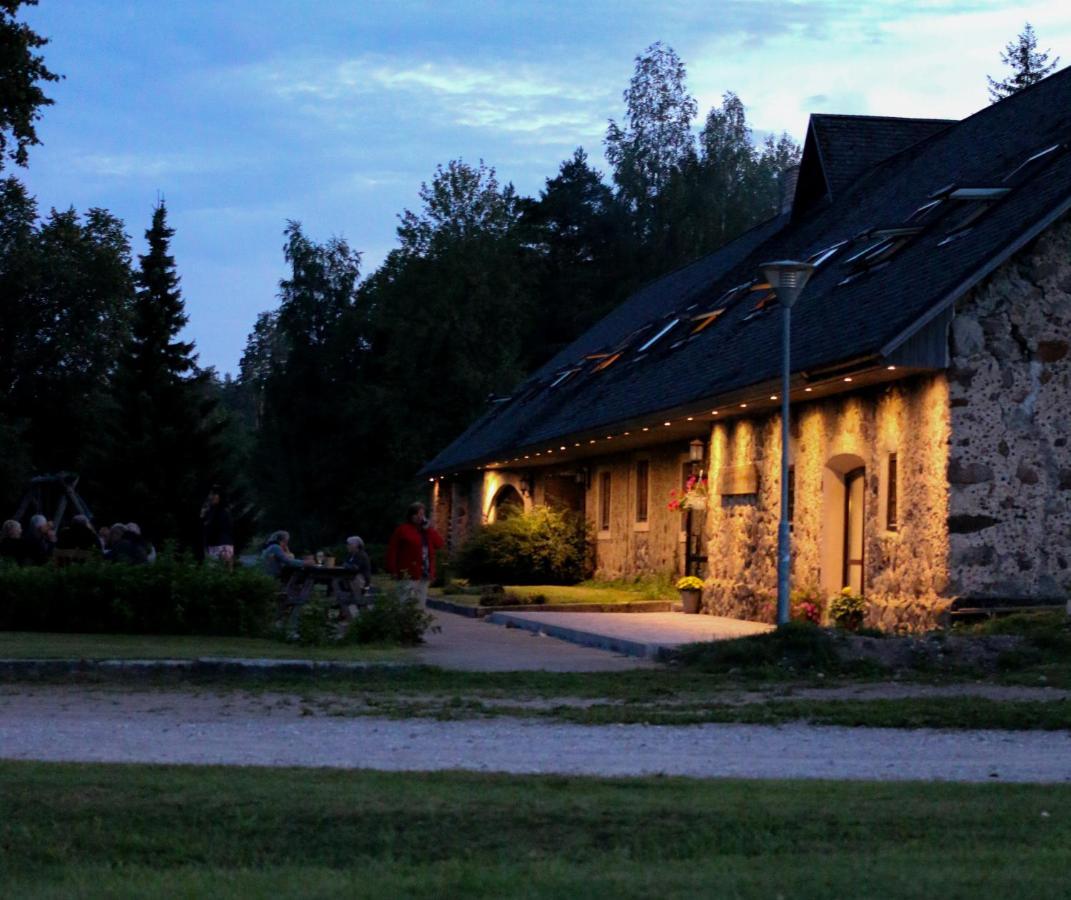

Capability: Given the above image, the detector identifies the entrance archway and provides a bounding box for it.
[488,484,524,523]
[821,454,866,597]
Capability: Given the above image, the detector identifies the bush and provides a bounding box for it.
[346,588,435,646]
[456,506,592,585]
[671,622,843,674]
[0,559,278,636]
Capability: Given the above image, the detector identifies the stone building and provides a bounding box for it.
[423,69,1071,630]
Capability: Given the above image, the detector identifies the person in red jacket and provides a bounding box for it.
[386,501,444,605]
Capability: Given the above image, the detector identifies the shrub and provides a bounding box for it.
[669,622,884,677]
[0,559,277,636]
[456,506,592,585]
[346,588,435,645]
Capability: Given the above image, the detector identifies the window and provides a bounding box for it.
[550,368,579,388]
[635,460,649,524]
[886,453,898,532]
[637,318,679,353]
[690,308,725,335]
[1004,143,1062,183]
[807,241,847,267]
[593,352,622,372]
[599,471,612,532]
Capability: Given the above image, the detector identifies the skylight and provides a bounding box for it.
[637,318,679,352]
[1004,143,1062,183]
[592,352,622,372]
[949,187,1010,201]
[550,368,579,388]
[690,308,726,334]
[907,198,943,223]
[807,241,847,267]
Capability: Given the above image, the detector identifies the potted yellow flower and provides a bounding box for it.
[676,576,705,614]
[829,587,866,631]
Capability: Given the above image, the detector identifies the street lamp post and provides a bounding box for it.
[760,260,814,627]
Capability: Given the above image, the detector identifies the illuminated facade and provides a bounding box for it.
[425,72,1071,629]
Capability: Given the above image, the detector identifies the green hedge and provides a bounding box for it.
[0,560,278,636]
[456,506,592,585]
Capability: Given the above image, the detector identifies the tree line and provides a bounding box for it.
[0,3,1058,553]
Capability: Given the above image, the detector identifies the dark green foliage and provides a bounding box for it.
[0,560,277,636]
[103,202,232,549]
[0,1,61,170]
[245,221,365,549]
[988,23,1060,102]
[670,622,880,677]
[456,506,592,585]
[346,587,435,645]
[0,180,135,511]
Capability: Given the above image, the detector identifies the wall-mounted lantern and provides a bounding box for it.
[519,473,533,496]
[688,439,705,464]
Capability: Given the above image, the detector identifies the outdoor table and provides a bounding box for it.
[282,565,370,619]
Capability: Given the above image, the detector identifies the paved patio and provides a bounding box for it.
[487,611,772,659]
[414,609,657,671]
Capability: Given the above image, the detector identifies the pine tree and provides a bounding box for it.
[988,23,1060,102]
[105,201,225,547]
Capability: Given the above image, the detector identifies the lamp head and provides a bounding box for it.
[760,260,815,309]
[688,439,704,463]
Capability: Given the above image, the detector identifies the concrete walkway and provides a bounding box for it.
[488,610,772,658]
[414,610,656,671]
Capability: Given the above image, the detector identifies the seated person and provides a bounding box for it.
[0,519,23,564]
[109,523,153,565]
[21,515,55,565]
[56,515,102,551]
[260,530,305,578]
[342,535,372,592]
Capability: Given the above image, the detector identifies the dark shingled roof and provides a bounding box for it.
[424,66,1071,476]
[806,114,955,202]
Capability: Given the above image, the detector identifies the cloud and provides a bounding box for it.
[75,152,217,179]
[242,54,614,142]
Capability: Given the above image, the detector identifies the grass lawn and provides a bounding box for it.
[0,631,408,662]
[1,762,1068,898]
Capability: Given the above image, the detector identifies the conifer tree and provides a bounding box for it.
[105,202,224,547]
[988,23,1059,102]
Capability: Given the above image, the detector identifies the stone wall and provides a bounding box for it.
[703,374,951,630]
[946,220,1071,601]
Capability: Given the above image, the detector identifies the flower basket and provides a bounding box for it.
[667,475,709,512]
[676,576,704,614]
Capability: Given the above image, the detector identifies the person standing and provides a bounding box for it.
[201,485,235,567]
[385,502,444,605]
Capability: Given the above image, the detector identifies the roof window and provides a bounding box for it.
[807,241,847,267]
[948,187,1010,201]
[636,318,679,353]
[690,308,726,335]
[906,198,944,223]
[1004,143,1062,183]
[592,352,622,373]
[550,368,580,388]
[741,289,777,321]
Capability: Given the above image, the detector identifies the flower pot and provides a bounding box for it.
[679,589,702,614]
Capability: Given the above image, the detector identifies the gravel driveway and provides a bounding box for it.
[2,687,1069,783]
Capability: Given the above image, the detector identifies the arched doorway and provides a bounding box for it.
[488,484,524,523]
[821,454,866,597]
[843,467,866,595]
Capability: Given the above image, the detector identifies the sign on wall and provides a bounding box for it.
[718,464,759,495]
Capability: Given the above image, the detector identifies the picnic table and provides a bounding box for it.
[280,564,371,621]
